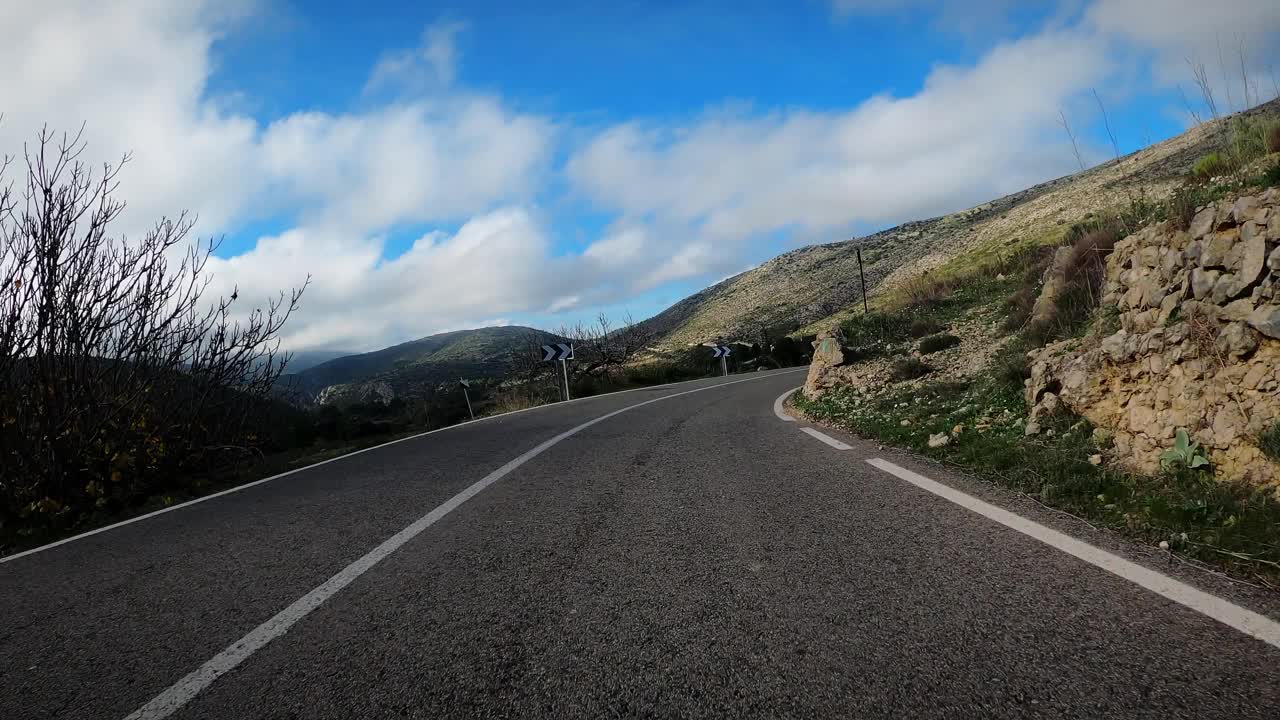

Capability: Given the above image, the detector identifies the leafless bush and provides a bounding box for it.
[558,311,654,380]
[1187,56,1220,121]
[0,128,305,530]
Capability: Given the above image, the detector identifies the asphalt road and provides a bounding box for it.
[3,368,1279,719]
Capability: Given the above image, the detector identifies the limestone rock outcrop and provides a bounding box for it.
[804,327,849,399]
[1028,188,1280,486]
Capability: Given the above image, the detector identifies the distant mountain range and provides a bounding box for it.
[281,326,562,405]
[281,350,352,373]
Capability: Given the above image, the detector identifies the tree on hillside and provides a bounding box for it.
[559,311,653,379]
[0,127,306,531]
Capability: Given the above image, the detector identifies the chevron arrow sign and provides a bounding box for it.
[711,345,732,358]
[542,343,574,362]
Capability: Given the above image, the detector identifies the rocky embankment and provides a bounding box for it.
[1028,189,1280,485]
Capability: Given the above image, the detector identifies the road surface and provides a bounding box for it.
[2,368,1278,719]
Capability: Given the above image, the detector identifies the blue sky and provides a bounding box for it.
[2,1,1278,351]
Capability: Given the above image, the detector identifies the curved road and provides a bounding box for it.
[2,368,1279,719]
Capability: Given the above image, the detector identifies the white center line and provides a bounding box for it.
[122,369,802,720]
[773,386,800,421]
[800,426,852,450]
[866,457,1280,652]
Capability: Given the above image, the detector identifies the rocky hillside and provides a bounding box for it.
[637,99,1280,349]
[282,326,563,405]
[1028,190,1280,484]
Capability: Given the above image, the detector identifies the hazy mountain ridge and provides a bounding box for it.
[283,326,563,404]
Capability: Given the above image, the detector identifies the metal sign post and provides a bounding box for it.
[459,379,474,420]
[541,343,575,402]
[711,345,732,376]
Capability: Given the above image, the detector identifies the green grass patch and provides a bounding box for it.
[797,378,1280,584]
[1193,152,1233,179]
[840,311,915,347]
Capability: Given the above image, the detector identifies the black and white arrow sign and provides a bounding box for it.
[711,345,732,358]
[459,379,471,389]
[541,343,574,362]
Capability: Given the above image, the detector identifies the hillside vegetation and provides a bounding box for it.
[792,104,1280,585]
[284,326,563,404]
[637,99,1280,349]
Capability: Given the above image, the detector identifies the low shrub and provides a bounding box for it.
[890,358,932,381]
[1193,152,1232,179]
[909,317,944,338]
[844,346,885,363]
[1000,285,1037,334]
[904,273,958,308]
[1030,223,1124,344]
[1167,183,1214,231]
[1260,423,1280,461]
[992,337,1033,392]
[1258,162,1280,189]
[841,311,914,346]
[1230,116,1269,164]
[1265,120,1280,155]
[918,333,961,354]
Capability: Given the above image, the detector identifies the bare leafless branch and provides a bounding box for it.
[1238,34,1252,110]
[0,128,306,526]
[1187,57,1219,121]
[1218,33,1234,113]
[1091,89,1121,163]
[1058,110,1086,172]
[1176,83,1203,126]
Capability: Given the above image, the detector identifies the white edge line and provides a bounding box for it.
[3,367,808,565]
[122,370,790,720]
[865,457,1280,652]
[800,426,852,450]
[773,386,801,422]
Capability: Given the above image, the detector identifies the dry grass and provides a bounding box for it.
[1266,121,1280,154]
[487,392,542,416]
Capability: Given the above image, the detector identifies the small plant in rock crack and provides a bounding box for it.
[1259,423,1280,461]
[1160,429,1210,472]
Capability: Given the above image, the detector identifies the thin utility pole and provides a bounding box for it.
[856,247,869,314]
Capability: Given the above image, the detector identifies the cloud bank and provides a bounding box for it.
[1,0,1277,351]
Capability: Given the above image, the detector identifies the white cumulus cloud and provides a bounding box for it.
[4,0,1279,353]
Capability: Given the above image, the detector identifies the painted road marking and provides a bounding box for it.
[121,370,798,720]
[3,368,806,566]
[800,427,852,450]
[773,386,800,422]
[866,457,1280,652]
